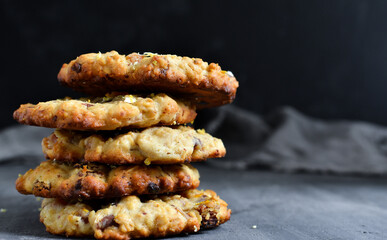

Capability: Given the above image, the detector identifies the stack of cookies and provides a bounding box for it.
[13,51,239,240]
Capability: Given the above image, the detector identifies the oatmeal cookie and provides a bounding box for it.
[40,198,94,237]
[40,189,231,239]
[13,93,196,130]
[57,51,239,108]
[43,126,225,165]
[16,160,199,200]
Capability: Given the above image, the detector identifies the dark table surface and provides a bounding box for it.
[1,159,387,240]
[3,102,387,240]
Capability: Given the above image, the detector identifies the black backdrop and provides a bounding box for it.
[2,0,387,129]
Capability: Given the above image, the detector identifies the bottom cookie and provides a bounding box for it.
[40,189,231,240]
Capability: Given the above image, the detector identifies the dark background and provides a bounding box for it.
[2,0,387,130]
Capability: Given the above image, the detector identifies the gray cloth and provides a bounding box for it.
[0,125,51,161]
[2,106,387,239]
[198,106,387,175]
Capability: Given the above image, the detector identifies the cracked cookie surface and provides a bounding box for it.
[58,51,239,109]
[13,93,196,130]
[40,189,231,239]
[16,160,199,200]
[42,126,225,165]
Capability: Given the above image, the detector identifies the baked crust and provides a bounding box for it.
[13,93,196,130]
[40,189,231,239]
[57,51,239,109]
[42,126,225,165]
[16,160,199,200]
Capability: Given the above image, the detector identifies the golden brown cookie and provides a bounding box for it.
[40,198,94,237]
[40,189,231,239]
[42,126,225,165]
[13,93,196,130]
[57,51,239,109]
[16,160,199,200]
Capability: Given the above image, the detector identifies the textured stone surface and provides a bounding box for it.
[1,158,387,240]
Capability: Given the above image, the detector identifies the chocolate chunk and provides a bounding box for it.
[193,137,202,148]
[97,215,118,230]
[147,182,160,194]
[75,179,82,190]
[81,215,89,224]
[160,68,168,76]
[197,202,219,229]
[71,63,82,73]
[201,211,219,229]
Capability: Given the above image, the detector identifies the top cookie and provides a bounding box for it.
[58,51,239,109]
